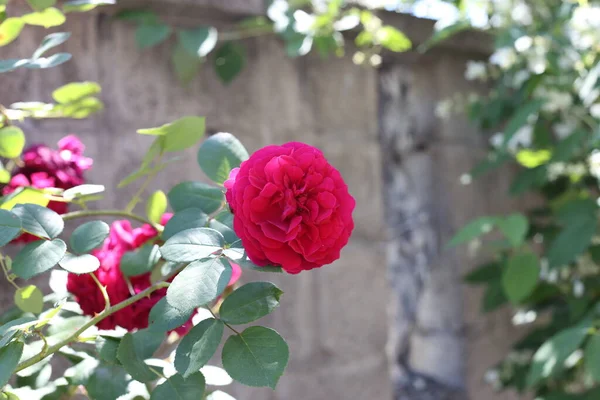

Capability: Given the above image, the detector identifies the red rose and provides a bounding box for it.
[3,135,93,243]
[67,214,243,333]
[224,142,355,274]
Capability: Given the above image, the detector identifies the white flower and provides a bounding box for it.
[591,103,600,119]
[553,120,576,139]
[512,70,530,88]
[514,36,533,52]
[589,150,600,179]
[547,162,566,181]
[490,47,517,70]
[465,61,487,81]
[293,10,316,35]
[539,90,572,113]
[512,2,533,25]
[435,99,453,119]
[512,310,537,325]
[573,280,585,298]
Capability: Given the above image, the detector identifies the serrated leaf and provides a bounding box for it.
[197,132,248,185]
[70,220,109,254]
[148,297,193,333]
[0,126,25,158]
[59,253,100,274]
[95,336,121,365]
[150,372,206,400]
[222,326,288,389]
[85,363,129,400]
[12,204,63,239]
[21,7,65,27]
[160,228,224,262]
[0,209,22,246]
[14,285,44,314]
[162,208,208,241]
[175,318,223,378]
[167,181,223,214]
[502,251,539,304]
[213,42,245,84]
[116,333,155,383]
[220,282,283,325]
[12,239,67,279]
[167,258,231,314]
[120,244,160,277]
[146,190,167,225]
[0,341,24,388]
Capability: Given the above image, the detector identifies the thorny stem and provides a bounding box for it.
[90,273,110,312]
[14,281,171,373]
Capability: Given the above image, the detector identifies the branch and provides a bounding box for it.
[61,209,163,232]
[14,281,170,373]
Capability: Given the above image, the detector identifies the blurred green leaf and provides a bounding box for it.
[138,116,205,152]
[0,209,21,246]
[376,26,411,52]
[171,44,201,85]
[32,32,70,59]
[146,190,167,225]
[21,7,65,27]
[0,341,24,388]
[496,213,528,247]
[197,132,248,185]
[178,26,217,57]
[14,285,43,314]
[52,81,100,104]
[418,19,471,52]
[213,42,246,84]
[135,23,171,49]
[447,216,496,247]
[0,126,25,158]
[0,18,25,46]
[26,0,56,11]
[502,251,539,304]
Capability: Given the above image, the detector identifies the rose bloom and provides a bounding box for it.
[67,214,242,332]
[224,142,355,274]
[3,135,93,242]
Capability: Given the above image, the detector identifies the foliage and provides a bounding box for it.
[116,0,412,84]
[438,0,600,397]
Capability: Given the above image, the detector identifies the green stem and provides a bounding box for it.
[14,281,170,373]
[61,209,162,232]
[208,308,240,335]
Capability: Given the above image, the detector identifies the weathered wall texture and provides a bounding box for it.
[0,3,524,400]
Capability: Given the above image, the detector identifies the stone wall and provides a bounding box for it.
[0,2,524,399]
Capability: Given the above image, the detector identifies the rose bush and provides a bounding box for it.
[224,142,355,274]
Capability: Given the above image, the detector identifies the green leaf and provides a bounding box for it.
[14,285,44,314]
[502,251,539,304]
[148,297,193,333]
[516,149,551,168]
[585,334,600,382]
[418,19,470,52]
[135,23,172,49]
[178,26,218,57]
[556,198,596,225]
[171,44,201,85]
[131,328,163,359]
[12,204,63,239]
[482,281,508,312]
[0,169,11,184]
[0,392,19,400]
[526,320,591,387]
[197,132,249,185]
[502,100,544,148]
[95,336,121,365]
[85,363,129,400]
[63,0,115,12]
[63,184,105,201]
[21,7,65,27]
[114,9,158,24]
[0,209,21,246]
[167,182,223,214]
[32,32,70,59]
[220,282,283,325]
[70,220,109,254]
[175,318,224,378]
[548,219,596,269]
[59,253,100,274]
[64,357,99,386]
[447,216,496,247]
[166,258,231,314]
[160,228,224,262]
[376,26,411,52]
[0,187,49,210]
[138,116,205,152]
[52,81,100,104]
[0,126,25,158]
[120,244,161,277]
[146,190,167,225]
[0,341,24,388]
[0,59,30,73]
[222,326,289,389]
[496,213,528,247]
[0,317,36,347]
[285,33,312,57]
[26,52,71,69]
[510,166,547,196]
[0,18,25,46]
[116,333,155,383]
[464,262,501,284]
[27,0,56,11]
[162,208,208,241]
[12,239,67,279]
[151,372,206,400]
[213,42,246,84]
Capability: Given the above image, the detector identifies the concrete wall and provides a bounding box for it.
[0,2,524,399]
